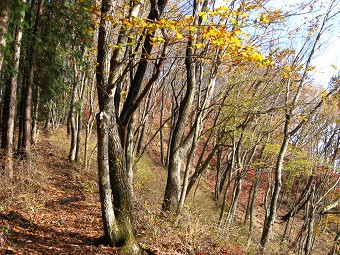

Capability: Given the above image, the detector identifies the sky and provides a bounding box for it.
[267,0,340,87]
[216,0,340,87]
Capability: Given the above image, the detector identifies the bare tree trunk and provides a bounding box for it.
[282,179,300,241]
[163,57,196,211]
[68,81,77,161]
[96,111,118,243]
[1,0,26,179]
[84,77,96,170]
[219,155,234,225]
[177,123,197,215]
[226,169,242,226]
[43,104,52,132]
[136,89,153,156]
[0,0,10,74]
[215,143,224,201]
[282,176,314,222]
[108,114,140,252]
[75,73,86,163]
[247,168,262,245]
[31,88,40,145]
[159,87,166,165]
[126,115,135,191]
[22,0,45,158]
[2,80,10,148]
[163,20,200,211]
[304,206,316,255]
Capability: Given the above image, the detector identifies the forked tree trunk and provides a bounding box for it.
[95,0,168,252]
[163,16,198,212]
[95,0,146,253]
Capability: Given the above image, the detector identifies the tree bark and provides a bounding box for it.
[68,80,78,161]
[0,0,10,74]
[95,0,169,251]
[96,111,118,243]
[260,132,289,251]
[1,0,26,179]
[31,88,40,145]
[163,12,198,211]
[21,0,45,158]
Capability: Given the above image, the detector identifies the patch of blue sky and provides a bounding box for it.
[214,0,340,87]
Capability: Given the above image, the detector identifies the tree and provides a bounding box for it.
[0,0,10,74]
[260,1,340,250]
[19,0,45,158]
[1,0,27,179]
[94,0,168,253]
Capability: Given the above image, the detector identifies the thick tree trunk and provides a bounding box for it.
[177,123,198,215]
[108,114,140,252]
[22,0,45,158]
[95,0,148,253]
[0,0,10,74]
[96,111,118,244]
[1,0,26,179]
[163,36,197,212]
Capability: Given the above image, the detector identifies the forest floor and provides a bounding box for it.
[0,132,118,254]
[0,130,250,255]
[0,130,336,254]
[0,131,223,254]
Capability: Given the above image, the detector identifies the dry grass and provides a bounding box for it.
[133,154,252,255]
[1,128,337,255]
[0,153,48,212]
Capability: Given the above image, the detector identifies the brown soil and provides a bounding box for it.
[0,132,118,254]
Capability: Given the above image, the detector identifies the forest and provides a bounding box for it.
[0,0,340,254]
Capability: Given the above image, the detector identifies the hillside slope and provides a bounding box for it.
[0,131,336,254]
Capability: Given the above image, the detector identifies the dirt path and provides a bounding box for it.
[0,133,117,254]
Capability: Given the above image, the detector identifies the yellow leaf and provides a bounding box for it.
[193,43,204,49]
[176,32,183,40]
